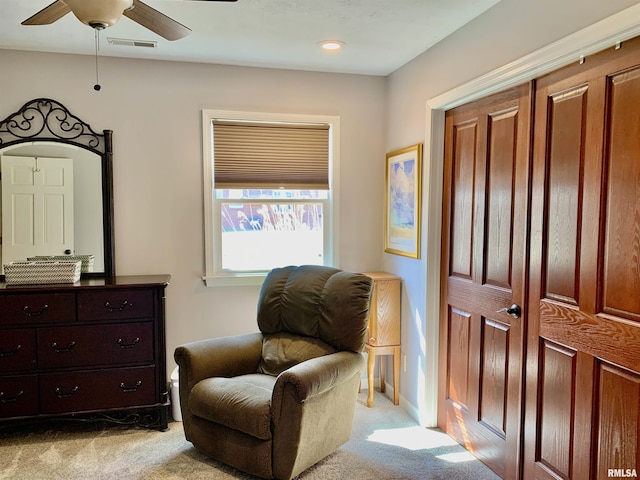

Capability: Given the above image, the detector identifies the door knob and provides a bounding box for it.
[497,303,522,319]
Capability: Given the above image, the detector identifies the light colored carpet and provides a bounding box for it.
[0,391,500,480]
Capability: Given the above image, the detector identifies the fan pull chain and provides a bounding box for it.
[94,28,102,91]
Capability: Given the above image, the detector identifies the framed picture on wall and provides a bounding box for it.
[384,143,423,258]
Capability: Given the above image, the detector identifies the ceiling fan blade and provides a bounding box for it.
[22,1,71,25]
[123,0,191,41]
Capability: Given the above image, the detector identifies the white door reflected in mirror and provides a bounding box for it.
[1,155,74,271]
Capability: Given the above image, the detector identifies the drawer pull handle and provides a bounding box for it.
[119,380,142,393]
[0,344,22,357]
[0,391,24,403]
[55,386,79,398]
[23,304,49,316]
[51,341,77,353]
[104,300,130,312]
[117,337,140,349]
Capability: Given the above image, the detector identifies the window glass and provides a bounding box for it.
[218,192,324,271]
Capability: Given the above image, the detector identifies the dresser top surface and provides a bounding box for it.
[0,274,171,292]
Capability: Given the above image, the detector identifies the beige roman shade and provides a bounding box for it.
[213,120,330,189]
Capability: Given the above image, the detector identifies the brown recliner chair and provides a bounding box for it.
[174,265,373,480]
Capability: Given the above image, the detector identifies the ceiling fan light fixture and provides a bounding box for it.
[63,0,134,29]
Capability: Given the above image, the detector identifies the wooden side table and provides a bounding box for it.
[362,272,401,407]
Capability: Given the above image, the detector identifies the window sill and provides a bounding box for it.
[202,273,267,287]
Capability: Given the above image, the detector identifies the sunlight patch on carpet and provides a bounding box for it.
[367,426,459,451]
[436,451,477,463]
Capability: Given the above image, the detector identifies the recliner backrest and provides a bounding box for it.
[257,265,373,353]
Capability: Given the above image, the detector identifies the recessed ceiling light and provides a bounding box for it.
[320,40,345,51]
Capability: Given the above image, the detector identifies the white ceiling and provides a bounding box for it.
[0,0,500,76]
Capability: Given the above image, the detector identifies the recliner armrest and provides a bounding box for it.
[274,351,364,403]
[174,332,264,390]
[271,350,365,479]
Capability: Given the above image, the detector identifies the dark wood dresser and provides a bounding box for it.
[0,275,170,430]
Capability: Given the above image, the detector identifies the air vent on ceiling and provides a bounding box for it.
[107,38,157,48]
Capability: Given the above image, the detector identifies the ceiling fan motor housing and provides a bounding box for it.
[63,0,134,28]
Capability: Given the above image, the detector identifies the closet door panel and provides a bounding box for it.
[440,84,532,480]
[484,109,518,289]
[595,363,640,480]
[603,67,640,321]
[537,340,576,479]
[525,39,640,480]
[449,120,477,280]
[543,85,587,305]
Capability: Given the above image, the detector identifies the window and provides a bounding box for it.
[202,110,340,286]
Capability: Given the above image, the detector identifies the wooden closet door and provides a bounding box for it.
[439,83,532,479]
[524,40,640,480]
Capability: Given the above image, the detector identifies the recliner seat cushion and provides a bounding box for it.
[258,332,336,376]
[189,374,276,440]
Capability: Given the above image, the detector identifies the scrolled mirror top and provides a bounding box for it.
[0,98,106,153]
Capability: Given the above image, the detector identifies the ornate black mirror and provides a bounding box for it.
[0,98,114,278]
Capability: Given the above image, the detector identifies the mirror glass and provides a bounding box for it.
[0,142,105,273]
[0,98,114,278]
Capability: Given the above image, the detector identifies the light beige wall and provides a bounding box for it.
[0,49,387,374]
[384,0,640,424]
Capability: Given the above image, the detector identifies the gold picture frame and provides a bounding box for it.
[384,143,422,258]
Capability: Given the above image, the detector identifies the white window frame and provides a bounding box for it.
[202,110,340,286]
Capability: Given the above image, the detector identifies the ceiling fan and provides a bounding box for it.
[22,0,238,41]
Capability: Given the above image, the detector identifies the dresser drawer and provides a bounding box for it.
[0,293,75,326]
[77,289,154,322]
[0,374,38,418]
[40,366,156,414]
[0,329,37,373]
[38,322,154,369]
